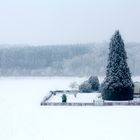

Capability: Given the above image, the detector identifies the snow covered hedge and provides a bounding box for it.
[79,81,92,93]
[88,76,99,91]
[79,76,100,93]
[62,94,67,103]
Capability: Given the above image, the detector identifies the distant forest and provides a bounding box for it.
[0,43,139,76]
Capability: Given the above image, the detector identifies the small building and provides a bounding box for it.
[134,82,140,95]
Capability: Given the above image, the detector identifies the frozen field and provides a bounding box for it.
[0,77,140,140]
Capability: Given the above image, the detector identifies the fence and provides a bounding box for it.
[41,90,140,106]
[41,100,140,106]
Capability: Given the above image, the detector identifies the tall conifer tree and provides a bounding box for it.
[102,30,134,100]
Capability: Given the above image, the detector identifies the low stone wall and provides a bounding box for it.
[103,101,140,106]
[41,91,53,103]
[41,90,78,105]
[41,100,140,106]
[41,102,94,106]
[41,90,140,106]
[52,90,79,95]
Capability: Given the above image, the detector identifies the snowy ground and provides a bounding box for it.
[47,92,101,103]
[0,76,140,140]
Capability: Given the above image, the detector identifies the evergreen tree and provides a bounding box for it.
[88,76,99,91]
[101,30,134,100]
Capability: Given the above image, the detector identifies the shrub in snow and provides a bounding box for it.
[88,76,99,91]
[79,81,92,93]
[69,82,78,90]
[62,94,67,103]
[101,30,134,101]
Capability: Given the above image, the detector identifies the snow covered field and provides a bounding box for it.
[47,92,101,103]
[0,77,140,140]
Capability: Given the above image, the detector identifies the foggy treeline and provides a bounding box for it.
[0,43,139,76]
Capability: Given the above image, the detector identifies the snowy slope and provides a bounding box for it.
[0,77,140,140]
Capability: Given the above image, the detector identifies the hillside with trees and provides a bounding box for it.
[0,43,139,76]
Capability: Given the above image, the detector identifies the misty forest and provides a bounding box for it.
[0,42,139,76]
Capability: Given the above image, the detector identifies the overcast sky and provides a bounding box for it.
[0,0,140,45]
